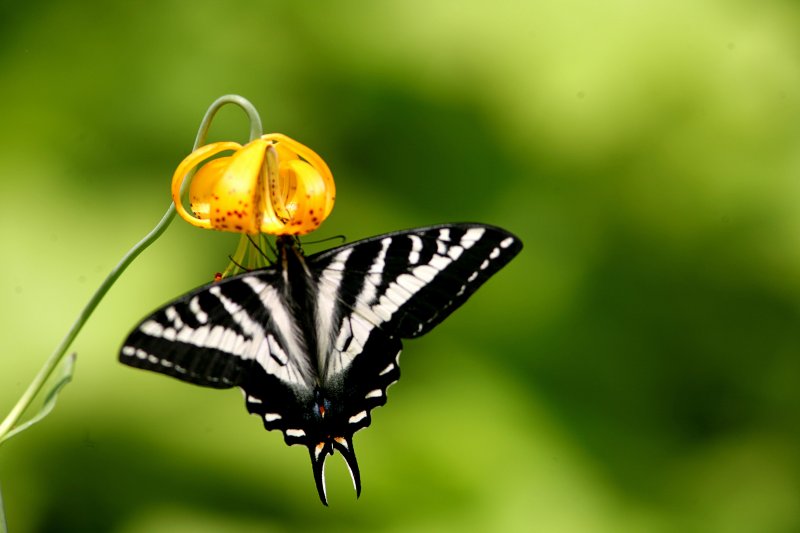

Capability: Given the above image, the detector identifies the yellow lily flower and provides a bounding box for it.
[172,134,335,235]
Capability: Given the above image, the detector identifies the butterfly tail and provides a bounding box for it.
[333,436,362,498]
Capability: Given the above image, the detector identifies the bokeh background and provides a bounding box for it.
[1,1,799,531]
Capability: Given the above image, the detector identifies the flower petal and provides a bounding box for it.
[190,156,230,218]
[261,133,336,234]
[205,139,268,233]
[172,141,242,229]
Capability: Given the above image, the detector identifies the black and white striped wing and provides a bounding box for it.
[299,223,521,501]
[309,223,523,380]
[301,224,520,421]
[120,270,317,440]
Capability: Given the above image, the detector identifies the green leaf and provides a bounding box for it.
[0,353,77,446]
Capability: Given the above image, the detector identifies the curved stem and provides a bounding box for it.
[200,94,264,143]
[0,95,263,444]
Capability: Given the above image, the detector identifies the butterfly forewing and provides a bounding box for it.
[124,270,308,387]
[308,224,522,343]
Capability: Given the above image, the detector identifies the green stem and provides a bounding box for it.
[0,94,263,444]
[0,480,7,533]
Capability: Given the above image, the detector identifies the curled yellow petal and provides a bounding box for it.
[263,133,335,224]
[172,141,242,230]
[277,159,329,233]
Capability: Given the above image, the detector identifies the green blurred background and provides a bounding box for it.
[1,1,799,531]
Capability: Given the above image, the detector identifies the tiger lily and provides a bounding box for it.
[172,134,335,235]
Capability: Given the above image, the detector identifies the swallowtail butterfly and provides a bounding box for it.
[120,223,522,504]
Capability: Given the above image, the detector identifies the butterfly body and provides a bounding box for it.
[121,224,522,504]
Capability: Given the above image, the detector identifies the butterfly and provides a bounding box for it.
[120,223,522,504]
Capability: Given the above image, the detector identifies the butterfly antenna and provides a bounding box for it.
[302,234,347,245]
[297,234,348,250]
